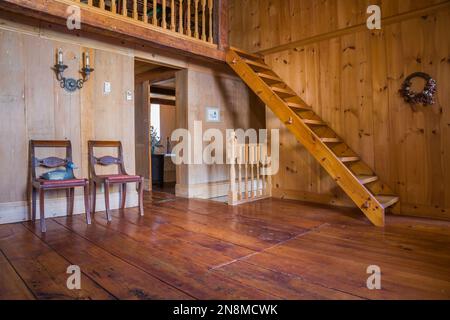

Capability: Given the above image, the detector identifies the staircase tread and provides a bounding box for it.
[375,195,400,208]
[257,72,283,82]
[243,59,272,70]
[356,175,379,184]
[338,156,360,162]
[286,102,312,110]
[231,47,264,60]
[271,86,296,94]
[303,119,326,125]
[320,137,341,143]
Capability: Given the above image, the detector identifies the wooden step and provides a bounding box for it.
[231,46,264,61]
[338,156,360,163]
[320,137,341,143]
[376,195,399,209]
[244,59,272,70]
[356,175,379,185]
[303,119,326,126]
[287,102,312,110]
[257,72,283,83]
[271,86,296,97]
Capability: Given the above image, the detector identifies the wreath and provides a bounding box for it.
[399,72,437,107]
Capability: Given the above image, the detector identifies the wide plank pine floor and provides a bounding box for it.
[1,192,450,300]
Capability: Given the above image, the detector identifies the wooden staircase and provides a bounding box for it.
[226,47,399,227]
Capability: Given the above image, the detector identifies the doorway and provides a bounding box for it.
[134,59,179,195]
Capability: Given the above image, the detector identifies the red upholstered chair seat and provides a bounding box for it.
[97,174,141,183]
[37,178,87,188]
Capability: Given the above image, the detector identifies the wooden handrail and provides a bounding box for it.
[49,0,224,46]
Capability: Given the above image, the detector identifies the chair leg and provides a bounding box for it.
[39,189,46,233]
[138,178,144,216]
[121,183,127,209]
[67,188,75,216]
[91,181,96,214]
[84,184,91,225]
[31,188,37,221]
[104,181,112,222]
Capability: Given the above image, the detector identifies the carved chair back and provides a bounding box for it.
[29,140,74,182]
[88,140,127,178]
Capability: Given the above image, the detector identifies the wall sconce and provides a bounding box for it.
[54,49,94,92]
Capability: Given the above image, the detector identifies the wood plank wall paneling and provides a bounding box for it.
[229,0,450,220]
[174,68,265,198]
[0,27,136,204]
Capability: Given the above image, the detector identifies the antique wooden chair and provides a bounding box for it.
[88,140,144,221]
[29,140,91,233]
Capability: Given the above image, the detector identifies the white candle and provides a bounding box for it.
[58,48,63,64]
[85,52,90,67]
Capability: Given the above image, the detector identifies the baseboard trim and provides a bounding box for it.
[176,180,230,199]
[0,191,138,225]
[273,188,450,222]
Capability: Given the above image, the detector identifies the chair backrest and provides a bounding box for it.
[29,140,73,181]
[88,140,127,177]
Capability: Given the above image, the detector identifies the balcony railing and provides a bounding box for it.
[74,0,217,45]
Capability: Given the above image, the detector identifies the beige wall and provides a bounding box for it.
[229,0,450,220]
[0,21,136,223]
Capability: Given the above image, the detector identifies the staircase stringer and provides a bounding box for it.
[226,49,385,226]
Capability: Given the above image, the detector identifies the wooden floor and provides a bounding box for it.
[1,192,450,300]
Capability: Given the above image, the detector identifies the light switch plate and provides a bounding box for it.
[206,107,220,122]
[103,82,111,94]
[126,90,133,101]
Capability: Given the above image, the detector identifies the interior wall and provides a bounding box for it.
[229,0,450,220]
[135,80,150,187]
[175,68,266,199]
[0,20,136,223]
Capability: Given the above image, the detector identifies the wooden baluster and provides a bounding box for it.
[133,0,138,20]
[208,0,213,43]
[99,0,105,10]
[228,134,237,205]
[256,144,261,196]
[87,0,92,6]
[171,0,175,31]
[266,153,272,196]
[162,0,167,29]
[143,0,148,23]
[194,0,199,39]
[244,145,248,199]
[237,144,243,201]
[186,0,191,36]
[153,0,157,26]
[122,0,127,16]
[248,144,253,199]
[201,0,206,41]
[179,0,184,33]
[111,0,116,13]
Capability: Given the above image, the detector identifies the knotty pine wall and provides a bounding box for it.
[229,0,450,220]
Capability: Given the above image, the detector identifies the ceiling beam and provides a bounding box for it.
[135,67,177,84]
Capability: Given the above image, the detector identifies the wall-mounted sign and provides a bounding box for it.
[206,107,220,122]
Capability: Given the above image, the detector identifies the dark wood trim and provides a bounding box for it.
[135,67,177,84]
[150,98,176,106]
[150,86,176,96]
